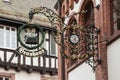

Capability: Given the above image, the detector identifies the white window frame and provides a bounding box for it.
[42,31,57,56]
[0,25,17,49]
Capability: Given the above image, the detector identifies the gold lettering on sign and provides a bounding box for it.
[16,47,46,57]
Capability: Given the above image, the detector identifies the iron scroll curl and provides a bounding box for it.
[29,6,63,46]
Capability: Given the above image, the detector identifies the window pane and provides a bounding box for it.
[11,28,17,49]
[6,27,10,48]
[0,26,17,49]
[39,31,45,48]
[50,33,56,55]
[0,26,4,47]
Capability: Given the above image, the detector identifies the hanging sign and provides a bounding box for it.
[16,24,46,57]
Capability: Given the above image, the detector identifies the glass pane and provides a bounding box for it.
[0,26,4,47]
[6,27,10,48]
[50,34,56,55]
[39,31,45,48]
[11,28,17,49]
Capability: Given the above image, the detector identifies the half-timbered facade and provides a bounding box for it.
[56,0,120,80]
[0,0,58,80]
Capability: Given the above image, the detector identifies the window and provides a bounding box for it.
[0,25,17,49]
[83,1,94,26]
[0,73,15,80]
[0,77,10,80]
[43,31,57,56]
[50,33,56,56]
[44,31,57,56]
[111,0,120,34]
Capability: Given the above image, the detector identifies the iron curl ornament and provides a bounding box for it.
[29,6,63,46]
[28,6,101,70]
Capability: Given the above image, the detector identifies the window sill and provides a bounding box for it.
[107,31,120,45]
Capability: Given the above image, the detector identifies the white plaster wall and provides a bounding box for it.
[68,63,95,80]
[107,38,120,80]
[0,67,41,80]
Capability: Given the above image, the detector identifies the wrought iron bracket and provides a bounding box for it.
[28,6,101,71]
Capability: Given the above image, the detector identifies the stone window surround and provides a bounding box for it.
[0,72,15,80]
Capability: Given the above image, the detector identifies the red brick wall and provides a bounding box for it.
[59,0,113,80]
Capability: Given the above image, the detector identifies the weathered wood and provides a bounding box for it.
[18,55,21,65]
[49,57,51,68]
[23,56,26,65]
[8,53,15,63]
[31,57,33,66]
[0,57,2,62]
[4,51,7,62]
[38,56,40,67]
[55,58,57,68]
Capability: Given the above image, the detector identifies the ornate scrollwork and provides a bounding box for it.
[28,7,100,64]
[29,6,63,45]
[59,23,100,61]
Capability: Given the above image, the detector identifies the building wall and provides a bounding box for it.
[0,67,41,80]
[0,67,58,80]
[107,38,120,80]
[0,50,57,68]
[68,63,95,80]
[0,0,58,80]
[58,0,113,80]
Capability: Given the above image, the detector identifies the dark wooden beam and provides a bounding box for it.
[8,53,15,63]
[4,51,7,62]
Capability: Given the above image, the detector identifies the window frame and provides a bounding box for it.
[111,0,120,35]
[83,0,94,27]
[0,25,17,50]
[0,73,15,80]
[49,31,57,56]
